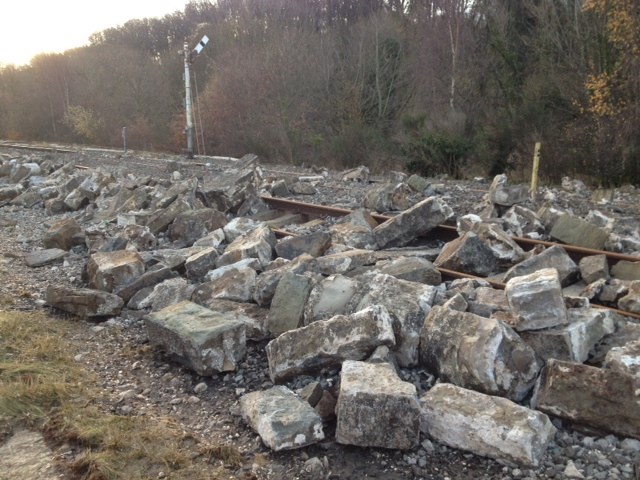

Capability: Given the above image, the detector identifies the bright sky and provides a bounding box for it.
[0,1,190,67]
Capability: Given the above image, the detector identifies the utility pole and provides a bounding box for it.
[183,35,209,160]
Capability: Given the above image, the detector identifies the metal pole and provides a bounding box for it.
[184,41,194,159]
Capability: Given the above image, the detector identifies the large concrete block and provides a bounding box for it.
[193,261,257,303]
[315,249,376,276]
[550,214,609,250]
[168,208,227,246]
[46,286,124,318]
[303,274,366,323]
[240,386,324,451]
[434,232,499,277]
[378,256,441,286]
[217,224,276,268]
[275,232,331,259]
[86,250,145,293]
[43,217,84,251]
[505,268,568,331]
[579,254,609,284]
[420,306,540,401]
[267,272,313,336]
[266,305,396,383]
[420,383,556,467]
[532,359,640,439]
[145,300,246,375]
[373,197,453,249]
[604,339,640,377]
[336,360,420,450]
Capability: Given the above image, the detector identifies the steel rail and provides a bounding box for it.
[260,196,640,264]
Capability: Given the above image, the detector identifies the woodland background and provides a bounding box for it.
[0,0,638,185]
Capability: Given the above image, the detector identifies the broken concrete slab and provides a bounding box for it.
[329,218,377,250]
[86,250,145,293]
[420,306,540,401]
[471,223,526,268]
[275,232,331,260]
[253,254,317,307]
[378,256,441,286]
[145,300,246,375]
[267,272,313,336]
[266,305,396,383]
[520,308,616,363]
[373,197,453,249]
[240,386,324,451]
[46,285,124,318]
[503,245,580,287]
[25,248,66,267]
[196,299,269,341]
[43,217,84,251]
[146,197,191,235]
[502,206,546,239]
[113,265,177,303]
[550,214,609,250]
[336,360,420,450]
[434,232,499,277]
[354,273,438,367]
[505,268,568,332]
[532,359,640,439]
[315,249,376,276]
[420,383,556,467]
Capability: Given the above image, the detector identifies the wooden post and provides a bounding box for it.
[530,142,541,198]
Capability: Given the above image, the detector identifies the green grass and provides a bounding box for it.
[0,311,244,480]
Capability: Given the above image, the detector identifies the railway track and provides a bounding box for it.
[260,196,640,320]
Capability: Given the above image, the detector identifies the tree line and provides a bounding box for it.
[1,0,638,185]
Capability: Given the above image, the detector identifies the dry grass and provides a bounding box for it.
[0,311,243,480]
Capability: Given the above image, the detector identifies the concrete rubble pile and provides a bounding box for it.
[3,151,640,470]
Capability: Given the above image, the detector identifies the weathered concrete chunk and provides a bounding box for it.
[268,272,313,336]
[87,250,145,293]
[145,300,246,375]
[488,174,529,207]
[336,360,419,450]
[46,285,124,318]
[25,248,66,267]
[520,308,616,363]
[329,221,377,250]
[505,268,568,331]
[374,197,453,249]
[579,254,609,284]
[185,247,219,281]
[472,223,526,268]
[113,266,177,302]
[355,273,437,367]
[192,298,269,341]
[407,174,430,193]
[217,224,276,268]
[612,261,640,281]
[421,384,556,467]
[0,185,23,201]
[604,339,640,377]
[121,225,156,251]
[266,305,396,383]
[618,280,640,314]
[240,386,324,451]
[193,262,257,303]
[289,181,317,195]
[434,232,499,277]
[275,232,331,259]
[532,359,640,439]
[503,245,580,287]
[168,208,227,246]
[550,214,609,250]
[363,183,409,212]
[502,206,546,239]
[128,277,195,311]
[43,217,84,251]
[378,256,441,286]
[315,249,376,275]
[146,198,191,235]
[420,306,540,401]
[303,274,366,323]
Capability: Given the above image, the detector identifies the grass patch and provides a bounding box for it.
[0,311,243,480]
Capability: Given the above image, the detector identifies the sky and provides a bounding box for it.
[0,1,190,67]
